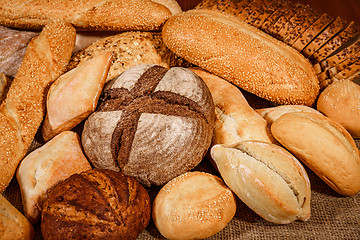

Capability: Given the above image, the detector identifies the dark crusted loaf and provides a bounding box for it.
[41,169,151,240]
[81,64,215,187]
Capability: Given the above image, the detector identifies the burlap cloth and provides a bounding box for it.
[3,130,360,240]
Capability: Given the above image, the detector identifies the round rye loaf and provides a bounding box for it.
[81,64,215,187]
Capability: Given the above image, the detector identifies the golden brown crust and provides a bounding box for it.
[0,21,75,193]
[162,9,319,106]
[0,0,174,31]
[0,195,34,240]
[271,112,360,196]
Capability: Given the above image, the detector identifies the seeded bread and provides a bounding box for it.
[292,13,334,52]
[252,0,284,28]
[267,2,298,40]
[260,0,291,34]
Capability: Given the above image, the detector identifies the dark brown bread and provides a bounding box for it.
[195,0,249,18]
[292,13,334,52]
[82,64,215,187]
[41,169,151,240]
[252,0,284,28]
[311,21,360,63]
[302,16,348,59]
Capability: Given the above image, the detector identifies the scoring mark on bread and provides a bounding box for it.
[235,146,302,205]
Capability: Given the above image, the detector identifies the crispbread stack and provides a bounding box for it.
[196,0,360,89]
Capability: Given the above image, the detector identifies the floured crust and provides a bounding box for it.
[211,141,311,224]
[271,112,360,196]
[0,0,175,31]
[162,9,319,106]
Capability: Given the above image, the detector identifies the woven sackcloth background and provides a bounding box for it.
[3,130,360,239]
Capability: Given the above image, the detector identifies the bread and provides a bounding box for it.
[317,80,360,138]
[16,131,91,224]
[311,21,360,63]
[162,9,319,106]
[81,64,215,187]
[152,171,236,240]
[292,13,334,52]
[68,31,189,82]
[0,26,38,78]
[211,140,311,224]
[0,72,11,103]
[0,194,34,240]
[42,52,112,141]
[0,21,75,193]
[243,0,268,25]
[0,0,177,31]
[302,16,348,59]
[260,0,291,35]
[152,0,182,15]
[271,112,360,196]
[252,0,283,28]
[267,2,298,40]
[283,6,321,46]
[41,169,151,240]
[333,60,360,81]
[256,105,323,126]
[190,67,274,146]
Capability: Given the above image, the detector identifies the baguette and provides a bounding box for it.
[162,9,319,106]
[0,21,75,193]
[0,0,176,31]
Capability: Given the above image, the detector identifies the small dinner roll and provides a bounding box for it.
[152,171,236,240]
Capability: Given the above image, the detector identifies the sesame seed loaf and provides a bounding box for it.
[292,13,334,52]
[311,21,360,63]
[0,21,75,193]
[162,9,319,106]
[0,0,178,31]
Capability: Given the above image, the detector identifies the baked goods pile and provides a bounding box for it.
[0,0,359,239]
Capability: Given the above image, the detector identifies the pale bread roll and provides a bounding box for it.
[211,141,311,224]
[190,67,274,146]
[0,21,75,193]
[163,9,320,106]
[317,80,360,138]
[42,52,112,141]
[152,171,236,240]
[16,131,92,224]
[271,112,360,196]
[0,195,34,240]
[0,0,177,31]
[256,105,323,126]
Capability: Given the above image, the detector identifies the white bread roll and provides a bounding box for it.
[317,80,360,138]
[0,0,178,31]
[271,112,360,196]
[0,194,34,240]
[152,171,236,240]
[162,9,319,106]
[16,131,92,224]
[211,141,311,224]
[190,67,275,146]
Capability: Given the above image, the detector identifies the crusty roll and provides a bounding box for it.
[162,9,319,106]
[0,72,11,103]
[0,194,34,240]
[152,171,237,240]
[317,80,360,138]
[16,131,92,224]
[256,105,323,127]
[0,21,75,193]
[41,169,151,240]
[42,52,112,142]
[0,0,178,31]
[190,67,274,146]
[82,64,215,187]
[271,112,360,196]
[211,141,311,224]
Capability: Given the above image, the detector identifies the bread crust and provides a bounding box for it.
[162,9,319,106]
[271,112,360,196]
[0,21,75,193]
[0,0,174,31]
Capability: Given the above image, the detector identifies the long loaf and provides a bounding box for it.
[0,21,75,193]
